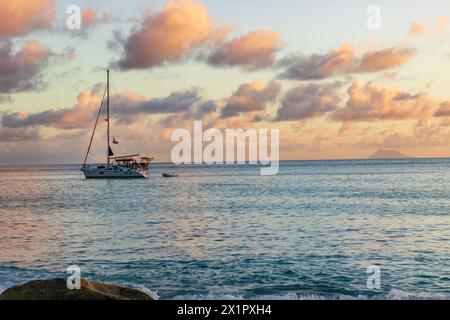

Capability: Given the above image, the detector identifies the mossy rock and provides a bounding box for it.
[0,278,154,300]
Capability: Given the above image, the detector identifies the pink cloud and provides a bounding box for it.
[278,44,414,80]
[1,88,102,130]
[1,86,208,130]
[115,0,218,70]
[0,0,54,38]
[408,17,449,38]
[433,16,449,36]
[332,81,434,121]
[206,29,281,71]
[221,81,281,118]
[82,8,100,26]
[0,40,74,93]
[0,127,40,142]
[408,22,426,37]
[435,101,450,117]
[114,0,281,71]
[81,8,110,28]
[355,47,415,73]
[0,40,51,93]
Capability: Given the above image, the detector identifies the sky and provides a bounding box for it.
[0,0,449,164]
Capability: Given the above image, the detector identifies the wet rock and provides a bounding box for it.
[0,278,154,300]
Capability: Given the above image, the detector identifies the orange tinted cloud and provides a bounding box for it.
[0,40,51,93]
[115,0,218,69]
[408,17,448,38]
[435,101,450,117]
[81,8,109,28]
[349,119,450,150]
[433,16,448,36]
[1,88,102,130]
[320,44,355,74]
[338,122,367,136]
[115,0,281,70]
[82,8,98,26]
[277,44,414,80]
[221,81,281,118]
[1,86,209,130]
[0,127,40,142]
[206,29,281,71]
[355,47,415,73]
[0,0,54,38]
[408,22,425,37]
[0,40,74,93]
[332,81,434,121]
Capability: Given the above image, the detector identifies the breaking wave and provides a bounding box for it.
[135,286,160,300]
[171,289,450,300]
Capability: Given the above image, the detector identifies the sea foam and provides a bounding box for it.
[171,289,450,300]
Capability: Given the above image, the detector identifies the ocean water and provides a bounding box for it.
[0,159,449,300]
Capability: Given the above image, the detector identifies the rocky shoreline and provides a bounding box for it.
[0,278,155,300]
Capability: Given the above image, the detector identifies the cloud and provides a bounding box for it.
[112,88,203,118]
[0,127,41,142]
[0,0,54,39]
[0,40,74,94]
[113,0,280,71]
[0,40,52,93]
[185,100,217,118]
[355,47,415,73]
[277,43,355,80]
[393,92,422,101]
[114,0,219,70]
[1,88,103,129]
[137,88,202,114]
[1,86,205,130]
[349,119,450,150]
[332,81,434,122]
[435,101,450,117]
[157,99,218,127]
[221,81,281,118]
[206,29,281,71]
[408,17,449,37]
[408,22,425,37]
[277,44,415,80]
[338,122,367,136]
[82,8,110,28]
[432,16,448,36]
[65,8,111,38]
[275,83,340,121]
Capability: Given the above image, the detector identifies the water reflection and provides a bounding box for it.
[0,160,449,298]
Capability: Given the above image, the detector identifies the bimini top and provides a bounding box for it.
[110,154,140,160]
[111,154,154,163]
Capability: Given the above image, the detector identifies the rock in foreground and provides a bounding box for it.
[0,278,154,300]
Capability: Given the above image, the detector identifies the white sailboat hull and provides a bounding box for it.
[81,70,153,180]
[82,166,148,179]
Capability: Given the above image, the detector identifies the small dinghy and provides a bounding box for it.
[162,173,179,178]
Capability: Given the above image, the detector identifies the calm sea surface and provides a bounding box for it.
[0,159,449,299]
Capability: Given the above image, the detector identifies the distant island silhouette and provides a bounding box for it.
[369,149,413,159]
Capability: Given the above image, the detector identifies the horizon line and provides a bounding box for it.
[1,156,450,167]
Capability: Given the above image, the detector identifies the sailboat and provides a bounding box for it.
[81,69,153,179]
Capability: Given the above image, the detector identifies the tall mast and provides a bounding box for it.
[106,69,110,164]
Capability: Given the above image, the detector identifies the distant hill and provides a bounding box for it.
[369,149,412,159]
